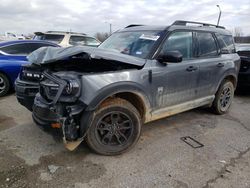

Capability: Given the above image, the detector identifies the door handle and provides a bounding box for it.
[217,63,225,67]
[186,66,198,72]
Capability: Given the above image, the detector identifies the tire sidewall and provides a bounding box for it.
[86,104,141,155]
[0,73,10,97]
[214,81,234,114]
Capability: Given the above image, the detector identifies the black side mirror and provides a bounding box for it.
[157,51,183,63]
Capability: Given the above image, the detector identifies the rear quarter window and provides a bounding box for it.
[215,34,236,54]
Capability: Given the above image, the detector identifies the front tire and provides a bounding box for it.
[0,73,10,97]
[212,80,234,115]
[86,98,142,155]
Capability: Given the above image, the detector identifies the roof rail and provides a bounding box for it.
[46,31,86,35]
[125,24,144,28]
[172,20,225,29]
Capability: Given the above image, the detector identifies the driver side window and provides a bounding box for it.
[160,31,193,59]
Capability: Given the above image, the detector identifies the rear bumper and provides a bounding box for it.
[15,78,39,111]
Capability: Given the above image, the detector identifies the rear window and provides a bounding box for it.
[216,34,236,53]
[34,34,64,44]
[196,32,218,57]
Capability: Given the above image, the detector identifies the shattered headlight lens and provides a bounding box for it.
[40,79,80,99]
[64,80,80,95]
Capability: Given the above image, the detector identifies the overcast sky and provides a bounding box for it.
[0,0,249,36]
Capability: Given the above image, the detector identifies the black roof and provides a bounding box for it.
[121,20,231,35]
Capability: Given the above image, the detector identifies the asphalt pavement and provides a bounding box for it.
[0,93,249,188]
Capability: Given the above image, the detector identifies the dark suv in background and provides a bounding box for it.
[236,43,250,89]
[15,20,240,155]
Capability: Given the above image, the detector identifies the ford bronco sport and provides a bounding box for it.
[15,20,240,155]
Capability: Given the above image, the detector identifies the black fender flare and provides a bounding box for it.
[215,71,238,92]
[85,81,152,111]
[79,82,152,137]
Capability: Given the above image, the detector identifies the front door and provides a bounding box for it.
[152,31,200,109]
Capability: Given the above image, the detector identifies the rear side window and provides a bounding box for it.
[161,31,193,59]
[34,34,64,44]
[216,34,235,53]
[69,36,100,46]
[69,36,87,45]
[85,37,100,46]
[0,43,56,55]
[196,32,218,57]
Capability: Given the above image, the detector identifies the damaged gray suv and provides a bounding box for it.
[15,21,240,155]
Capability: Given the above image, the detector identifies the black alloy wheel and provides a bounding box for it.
[96,111,133,146]
[0,73,10,97]
[212,80,234,114]
[86,98,141,155]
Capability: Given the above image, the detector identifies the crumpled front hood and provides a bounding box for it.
[27,46,146,67]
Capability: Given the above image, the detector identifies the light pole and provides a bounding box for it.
[216,5,221,26]
[109,23,112,35]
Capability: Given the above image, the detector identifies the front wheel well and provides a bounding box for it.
[98,92,147,122]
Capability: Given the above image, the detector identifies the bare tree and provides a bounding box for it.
[233,27,244,37]
[94,32,110,42]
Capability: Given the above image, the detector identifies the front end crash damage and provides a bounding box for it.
[30,46,146,151]
[33,71,87,150]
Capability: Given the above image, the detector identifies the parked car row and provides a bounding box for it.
[14,20,242,155]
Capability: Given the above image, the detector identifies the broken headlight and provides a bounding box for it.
[64,80,80,95]
[40,79,80,101]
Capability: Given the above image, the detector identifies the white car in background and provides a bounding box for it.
[33,31,101,47]
[0,32,26,41]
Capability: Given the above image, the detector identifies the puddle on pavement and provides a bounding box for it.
[0,115,16,131]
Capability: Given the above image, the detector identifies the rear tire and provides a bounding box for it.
[86,98,142,155]
[0,73,10,97]
[212,80,234,115]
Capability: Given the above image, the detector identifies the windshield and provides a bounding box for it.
[34,34,64,44]
[99,30,162,59]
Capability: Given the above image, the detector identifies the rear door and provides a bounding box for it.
[195,32,226,98]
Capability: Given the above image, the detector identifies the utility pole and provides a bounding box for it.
[105,21,112,35]
[216,5,221,26]
[109,23,112,36]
